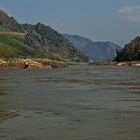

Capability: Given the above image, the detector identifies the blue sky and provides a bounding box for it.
[0,0,140,46]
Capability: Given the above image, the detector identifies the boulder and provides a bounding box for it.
[0,59,49,69]
[132,63,140,67]
[36,58,68,68]
[0,59,24,69]
[0,58,6,66]
[0,58,68,69]
[117,62,127,66]
[22,59,45,69]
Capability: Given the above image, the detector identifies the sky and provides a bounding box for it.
[0,0,140,46]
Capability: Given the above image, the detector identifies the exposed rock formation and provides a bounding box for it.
[36,58,68,68]
[0,58,6,66]
[0,58,68,69]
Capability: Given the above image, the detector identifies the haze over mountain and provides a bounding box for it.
[64,34,121,60]
[0,10,88,62]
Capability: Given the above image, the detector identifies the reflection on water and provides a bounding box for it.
[0,65,140,140]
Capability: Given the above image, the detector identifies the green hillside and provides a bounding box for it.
[23,23,87,61]
[115,36,140,61]
[0,10,88,62]
[0,34,35,58]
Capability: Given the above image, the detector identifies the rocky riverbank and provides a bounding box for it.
[1,58,140,69]
[116,61,140,67]
[0,58,68,69]
[89,60,140,67]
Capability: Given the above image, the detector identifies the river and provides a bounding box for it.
[0,65,140,140]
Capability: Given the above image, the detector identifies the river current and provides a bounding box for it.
[0,65,140,140]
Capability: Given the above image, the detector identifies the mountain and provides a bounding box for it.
[0,10,88,62]
[0,10,24,32]
[115,36,140,61]
[64,34,121,60]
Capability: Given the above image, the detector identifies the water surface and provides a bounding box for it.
[0,65,140,140]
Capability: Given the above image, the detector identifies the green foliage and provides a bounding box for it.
[0,9,88,62]
[0,34,34,58]
[0,42,17,57]
[116,36,140,61]
[23,23,88,61]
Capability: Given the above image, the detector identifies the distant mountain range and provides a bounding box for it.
[64,34,121,60]
[0,10,88,62]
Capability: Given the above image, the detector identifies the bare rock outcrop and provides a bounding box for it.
[117,61,140,67]
[0,58,68,69]
[0,59,46,69]
[36,58,68,68]
[0,58,6,66]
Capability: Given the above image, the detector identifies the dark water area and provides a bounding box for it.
[0,65,140,140]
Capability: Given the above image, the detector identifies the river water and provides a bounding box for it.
[0,65,140,140]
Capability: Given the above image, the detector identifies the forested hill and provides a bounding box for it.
[0,10,88,62]
[115,36,140,61]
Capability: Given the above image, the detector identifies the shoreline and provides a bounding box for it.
[88,60,140,67]
[0,58,140,69]
[0,58,68,69]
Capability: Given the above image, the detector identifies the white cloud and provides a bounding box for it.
[119,6,140,14]
[118,5,140,21]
